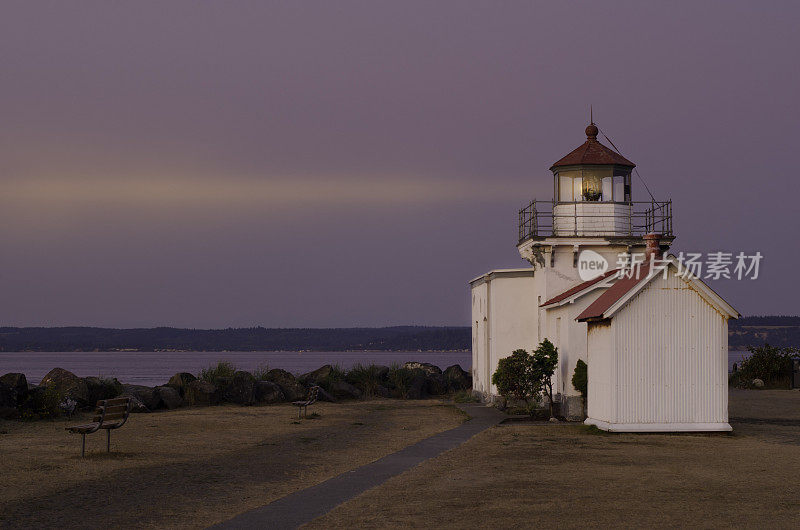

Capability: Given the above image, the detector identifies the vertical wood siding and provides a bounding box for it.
[586,321,614,422]
[612,271,728,424]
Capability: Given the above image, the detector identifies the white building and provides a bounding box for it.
[470,121,738,432]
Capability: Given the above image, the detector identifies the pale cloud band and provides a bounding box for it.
[3,174,528,207]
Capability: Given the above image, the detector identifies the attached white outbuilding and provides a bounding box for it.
[575,255,739,432]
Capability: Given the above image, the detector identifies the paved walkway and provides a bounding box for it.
[212,403,504,529]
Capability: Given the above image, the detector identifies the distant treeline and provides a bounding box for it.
[0,326,471,352]
[729,316,800,350]
[0,316,796,352]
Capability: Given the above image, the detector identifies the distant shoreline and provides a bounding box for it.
[1,317,797,352]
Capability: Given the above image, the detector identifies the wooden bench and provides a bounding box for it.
[66,397,132,457]
[292,386,320,418]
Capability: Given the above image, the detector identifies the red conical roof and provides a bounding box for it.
[550,124,635,170]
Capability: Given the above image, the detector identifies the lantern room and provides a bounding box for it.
[548,122,637,236]
[551,123,634,204]
[517,121,673,243]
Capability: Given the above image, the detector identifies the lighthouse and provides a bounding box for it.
[470,120,738,431]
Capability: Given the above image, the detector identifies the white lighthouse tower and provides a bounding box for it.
[470,120,737,430]
[516,120,673,311]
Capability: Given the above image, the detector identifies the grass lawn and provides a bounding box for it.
[0,399,465,528]
[307,389,800,529]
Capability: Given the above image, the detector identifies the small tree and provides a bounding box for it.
[572,359,588,415]
[492,349,540,412]
[531,339,558,418]
[571,360,587,398]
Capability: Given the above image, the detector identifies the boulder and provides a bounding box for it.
[264,369,306,402]
[166,372,197,397]
[424,373,448,396]
[83,377,123,404]
[40,367,79,391]
[328,380,362,400]
[0,373,28,403]
[752,378,765,388]
[122,384,161,410]
[155,385,184,409]
[403,362,442,376]
[223,371,256,405]
[185,380,220,406]
[123,393,150,413]
[254,380,285,403]
[40,368,91,407]
[443,364,472,392]
[298,365,333,387]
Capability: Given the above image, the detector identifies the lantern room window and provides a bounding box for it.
[554,169,631,202]
[581,174,602,201]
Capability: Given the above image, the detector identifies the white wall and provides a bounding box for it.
[543,287,607,398]
[470,270,538,396]
[586,320,614,423]
[525,242,641,304]
[470,281,489,394]
[473,240,640,401]
[553,203,632,236]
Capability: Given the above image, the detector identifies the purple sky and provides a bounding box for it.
[0,1,798,327]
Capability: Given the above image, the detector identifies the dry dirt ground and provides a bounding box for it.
[0,400,465,528]
[306,389,800,529]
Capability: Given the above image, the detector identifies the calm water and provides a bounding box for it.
[0,351,471,386]
[0,350,747,386]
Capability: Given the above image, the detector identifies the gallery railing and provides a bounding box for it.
[518,200,673,243]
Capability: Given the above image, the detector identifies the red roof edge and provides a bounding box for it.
[540,269,618,307]
[576,263,652,321]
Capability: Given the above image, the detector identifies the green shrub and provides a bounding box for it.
[531,339,558,418]
[251,363,271,381]
[492,340,559,417]
[347,364,384,397]
[733,344,798,388]
[387,363,415,399]
[199,361,237,382]
[572,359,588,399]
[492,349,539,410]
[453,390,480,403]
[21,385,65,420]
